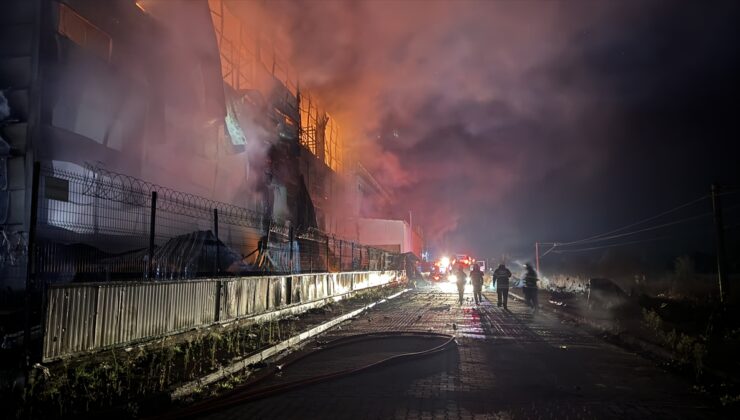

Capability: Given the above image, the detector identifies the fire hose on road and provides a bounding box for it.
[163,331,458,419]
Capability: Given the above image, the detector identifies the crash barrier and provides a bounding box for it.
[43,271,402,361]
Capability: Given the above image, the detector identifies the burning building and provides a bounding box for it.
[0,0,420,290]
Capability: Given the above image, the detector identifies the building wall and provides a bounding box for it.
[32,0,309,209]
[410,226,424,259]
[0,0,314,290]
[356,218,423,258]
[0,0,41,289]
[0,0,410,289]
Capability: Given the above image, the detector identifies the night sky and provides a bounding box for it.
[262,0,739,266]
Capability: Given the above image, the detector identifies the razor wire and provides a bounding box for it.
[33,163,401,280]
[73,163,267,227]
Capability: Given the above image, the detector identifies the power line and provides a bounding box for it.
[542,205,740,256]
[552,229,712,253]
[539,243,558,258]
[553,237,671,253]
[556,212,712,247]
[718,190,740,198]
[556,194,708,247]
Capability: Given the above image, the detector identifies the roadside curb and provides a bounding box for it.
[170,288,411,400]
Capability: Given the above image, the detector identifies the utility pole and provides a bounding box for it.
[24,162,41,377]
[409,210,416,257]
[711,183,729,303]
[535,242,540,274]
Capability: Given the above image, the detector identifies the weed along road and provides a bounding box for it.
[174,287,726,419]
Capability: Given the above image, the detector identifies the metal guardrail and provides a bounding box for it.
[43,271,402,361]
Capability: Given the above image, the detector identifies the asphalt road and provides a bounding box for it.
[195,286,727,419]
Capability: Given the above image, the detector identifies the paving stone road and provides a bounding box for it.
[198,286,728,419]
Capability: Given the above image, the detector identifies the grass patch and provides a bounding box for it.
[5,284,404,419]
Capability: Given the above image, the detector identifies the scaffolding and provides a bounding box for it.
[299,94,343,173]
[208,0,343,173]
[208,0,297,95]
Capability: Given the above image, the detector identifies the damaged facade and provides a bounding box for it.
[0,0,421,291]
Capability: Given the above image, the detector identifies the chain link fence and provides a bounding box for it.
[33,163,400,283]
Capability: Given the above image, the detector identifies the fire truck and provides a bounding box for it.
[429,256,451,282]
[452,255,475,270]
[429,254,481,282]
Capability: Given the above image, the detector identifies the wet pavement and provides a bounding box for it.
[196,287,726,419]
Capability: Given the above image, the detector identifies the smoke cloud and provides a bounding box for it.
[252,1,614,246]
[236,0,739,262]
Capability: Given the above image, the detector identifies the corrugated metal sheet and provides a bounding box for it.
[44,280,217,360]
[43,271,400,361]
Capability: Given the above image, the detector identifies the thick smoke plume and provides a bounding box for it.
[225,1,739,267]
[251,0,615,249]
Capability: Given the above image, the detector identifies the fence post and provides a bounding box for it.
[215,280,222,322]
[148,191,157,280]
[263,219,272,273]
[213,208,219,276]
[325,235,330,272]
[288,226,294,273]
[24,162,41,374]
[711,183,729,303]
[339,239,343,272]
[309,236,313,272]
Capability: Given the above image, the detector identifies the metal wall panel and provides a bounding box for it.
[336,273,352,293]
[290,275,301,304]
[43,271,400,361]
[44,280,217,360]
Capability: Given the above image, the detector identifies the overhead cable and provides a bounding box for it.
[556,212,712,247]
[556,194,708,247]
[552,230,712,253]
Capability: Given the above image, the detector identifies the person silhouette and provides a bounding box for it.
[455,265,467,305]
[493,263,512,309]
[523,263,539,313]
[470,264,484,305]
